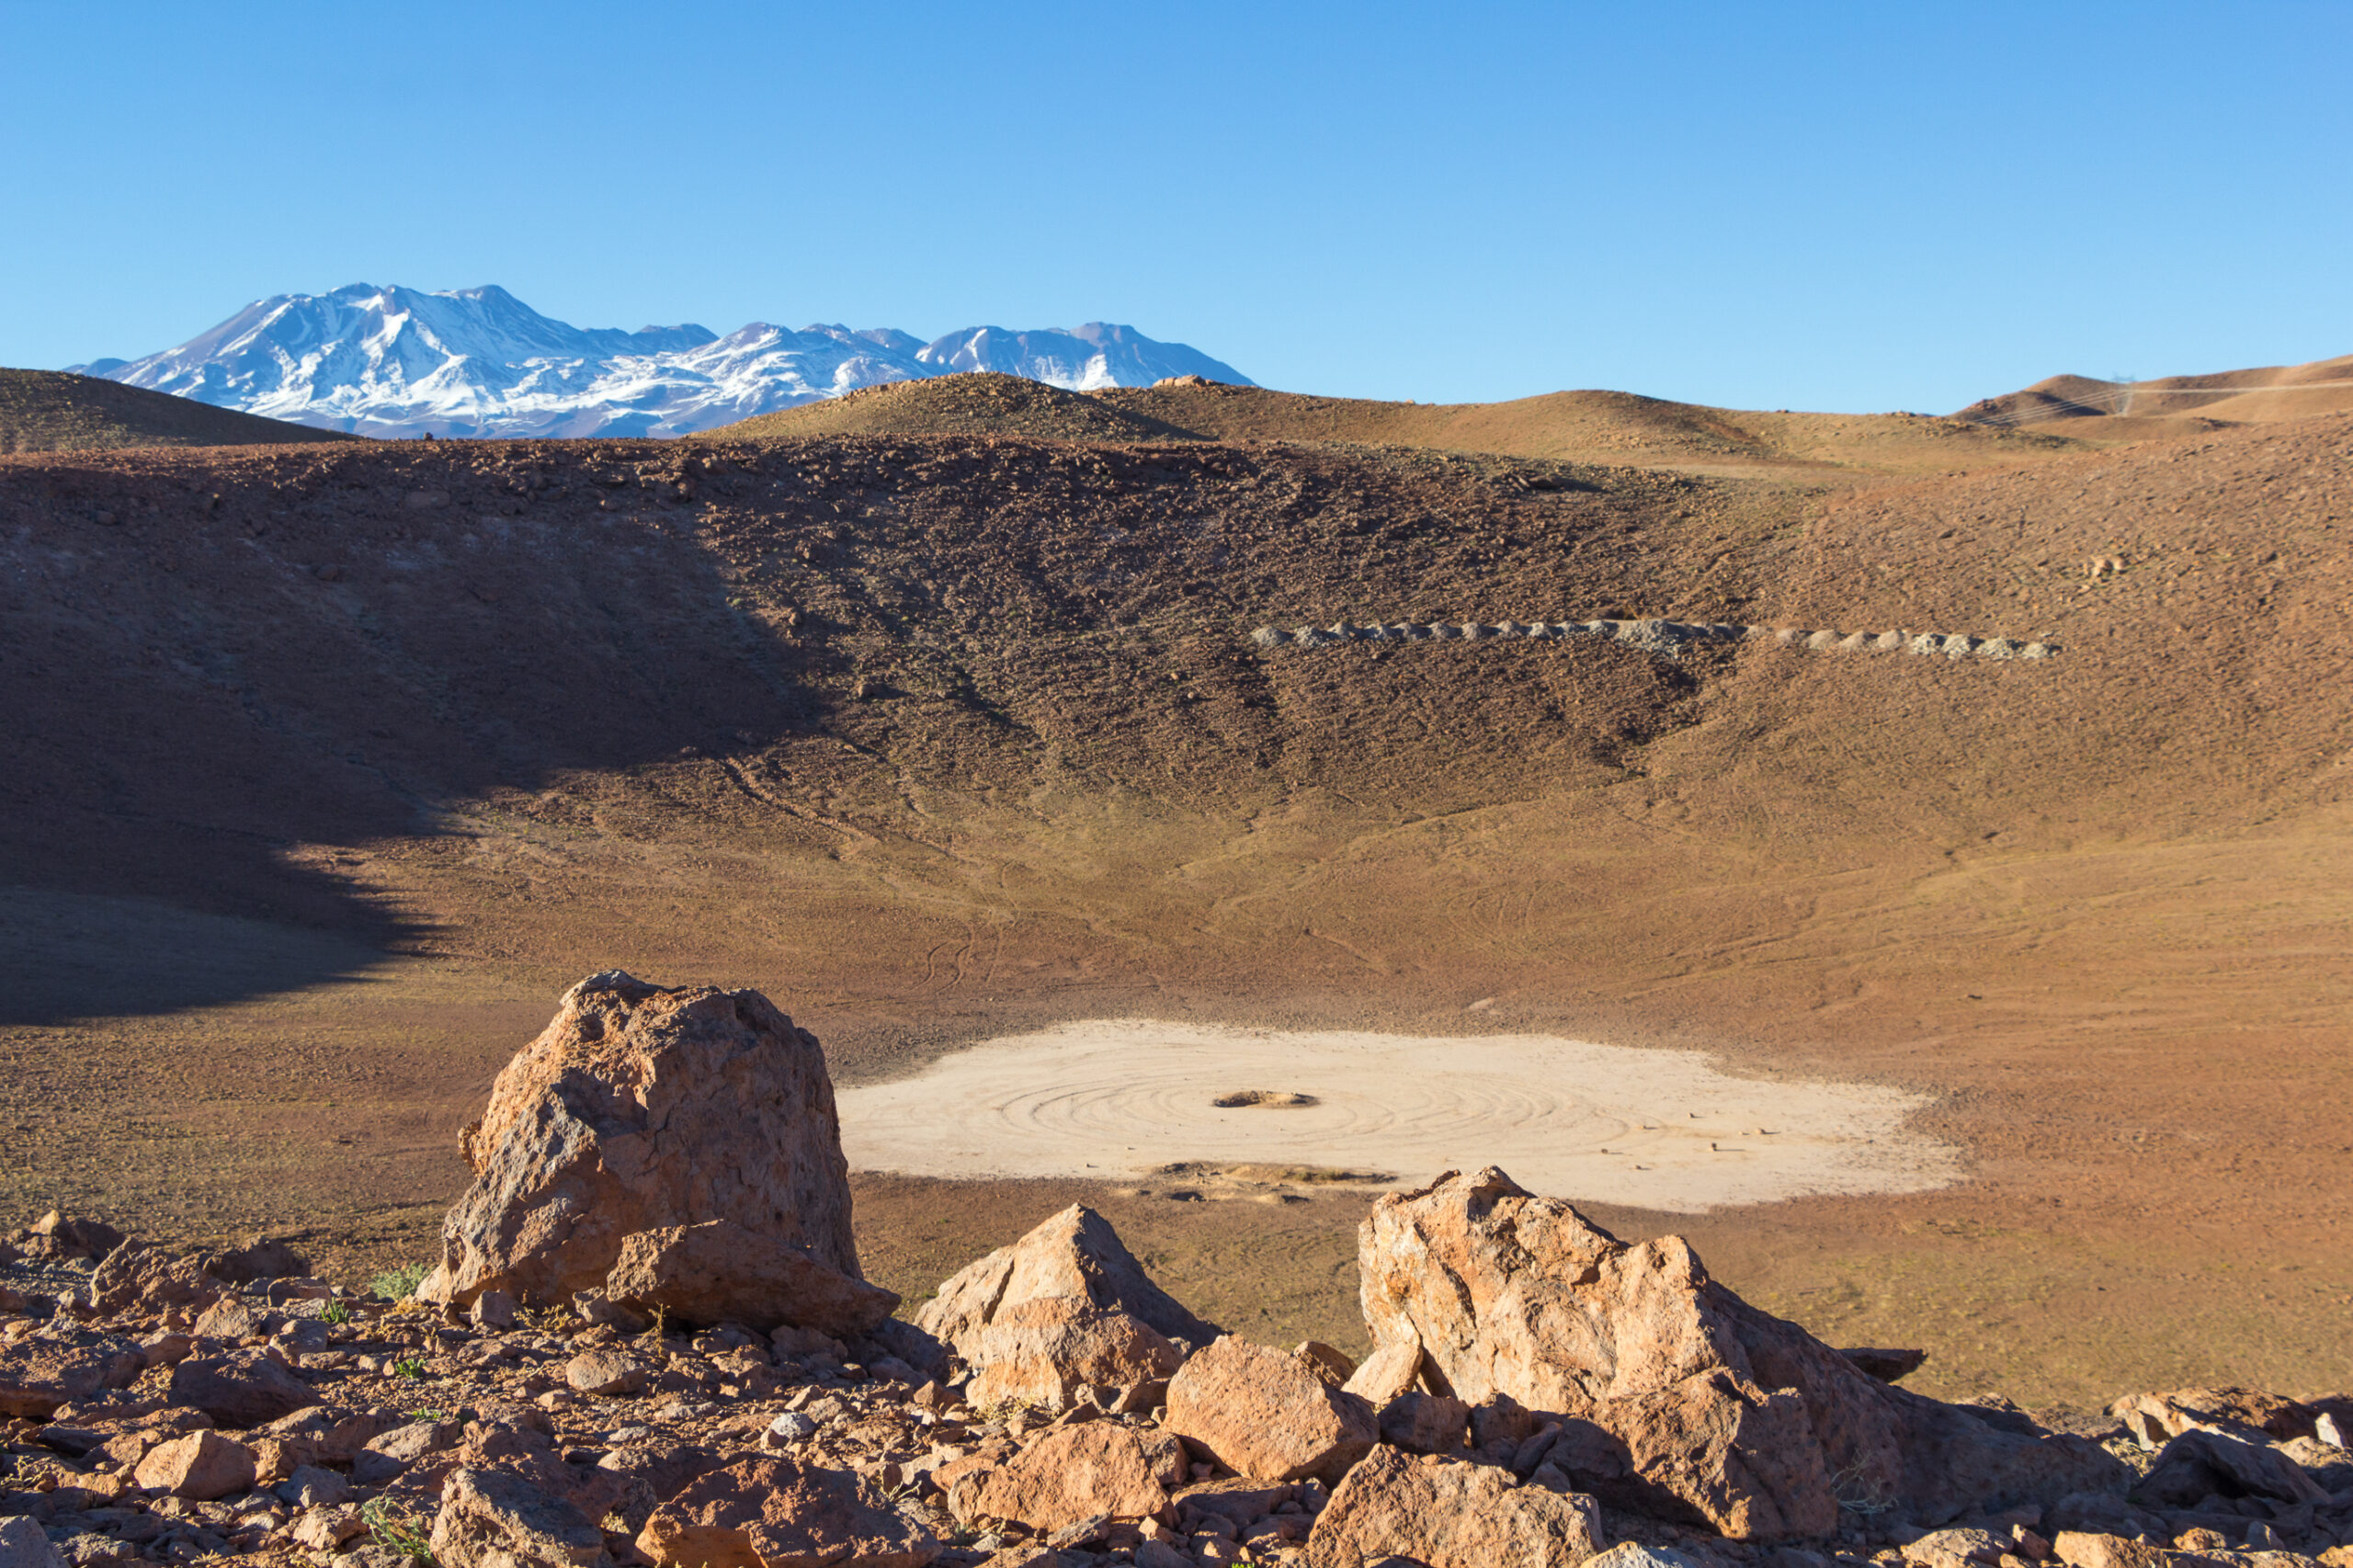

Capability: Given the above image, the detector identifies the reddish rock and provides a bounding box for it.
[19,1211,124,1261]
[432,1466,611,1568]
[132,1430,258,1500]
[1359,1167,2129,1538]
[422,972,882,1335]
[2107,1388,2313,1448]
[605,1220,895,1338]
[964,1423,1188,1532]
[964,1297,1183,1414]
[1164,1336,1378,1484]
[168,1349,317,1427]
[915,1204,1220,1360]
[1378,1391,1469,1454]
[566,1349,651,1397]
[636,1456,938,1568]
[0,1338,143,1419]
[2052,1533,2169,1568]
[1304,1444,1605,1568]
[1342,1342,1425,1405]
[85,1245,224,1317]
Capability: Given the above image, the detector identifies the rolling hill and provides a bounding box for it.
[1954,350,2353,441]
[710,371,2094,480]
[0,368,357,453]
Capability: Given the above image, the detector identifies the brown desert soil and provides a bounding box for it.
[2,381,2348,1415]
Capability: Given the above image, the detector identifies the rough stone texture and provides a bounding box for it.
[914,1204,1220,1360]
[2109,1389,2314,1448]
[131,1430,259,1499]
[0,1517,65,1568]
[420,972,874,1329]
[963,1297,1183,1414]
[964,1423,1188,1532]
[1585,1548,1702,1568]
[1342,1342,1425,1405]
[207,1235,311,1284]
[1903,1528,2010,1568]
[605,1220,895,1337]
[635,1456,939,1568]
[1359,1167,2130,1537]
[2135,1427,2328,1506]
[1540,1370,1837,1540]
[1304,1444,1606,1568]
[264,1405,410,1464]
[432,1466,611,1568]
[2052,1533,2169,1568]
[0,1338,143,1419]
[1165,1336,1378,1485]
[565,1349,650,1397]
[20,1211,124,1261]
[167,1349,318,1427]
[85,1245,223,1317]
[1378,1391,1469,1454]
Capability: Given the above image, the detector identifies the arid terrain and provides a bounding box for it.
[3,365,2348,1415]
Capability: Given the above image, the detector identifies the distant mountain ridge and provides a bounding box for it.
[70,284,1252,439]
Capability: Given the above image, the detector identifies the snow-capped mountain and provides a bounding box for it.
[70,284,1253,439]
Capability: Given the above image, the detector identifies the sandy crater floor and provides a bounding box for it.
[837,1019,1961,1211]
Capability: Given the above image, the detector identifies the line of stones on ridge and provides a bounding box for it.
[1249,619,2060,660]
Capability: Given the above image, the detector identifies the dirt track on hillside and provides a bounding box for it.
[2,412,2348,1408]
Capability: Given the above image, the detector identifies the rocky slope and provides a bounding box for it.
[72,286,1251,439]
[4,976,2351,1568]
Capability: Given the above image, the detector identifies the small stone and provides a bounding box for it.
[472,1290,518,1330]
[277,1464,350,1510]
[566,1349,649,1397]
[132,1431,258,1501]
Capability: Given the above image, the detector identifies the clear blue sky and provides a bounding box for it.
[3,1,2346,413]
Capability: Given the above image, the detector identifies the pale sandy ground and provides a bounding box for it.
[836,1019,1961,1211]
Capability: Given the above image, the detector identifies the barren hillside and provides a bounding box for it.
[2,410,2348,1403]
[0,368,356,452]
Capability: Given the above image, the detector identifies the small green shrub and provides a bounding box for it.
[361,1498,436,1565]
[370,1261,430,1301]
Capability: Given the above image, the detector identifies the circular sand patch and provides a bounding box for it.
[837,1019,1959,1211]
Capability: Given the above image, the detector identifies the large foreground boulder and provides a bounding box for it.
[963,1297,1184,1414]
[914,1203,1221,1361]
[420,971,892,1337]
[1359,1167,2129,1540]
[1165,1336,1379,1484]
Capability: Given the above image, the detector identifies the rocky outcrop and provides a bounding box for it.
[420,972,890,1337]
[635,1456,938,1568]
[962,1423,1188,1532]
[914,1204,1220,1362]
[431,1466,610,1568]
[132,1430,259,1499]
[0,1335,143,1418]
[1304,1444,1606,1568]
[168,1349,319,1427]
[1165,1337,1379,1485]
[964,1297,1184,1415]
[604,1220,896,1337]
[1358,1166,2130,1539]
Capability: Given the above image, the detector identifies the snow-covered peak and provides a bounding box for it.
[83,284,1253,439]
